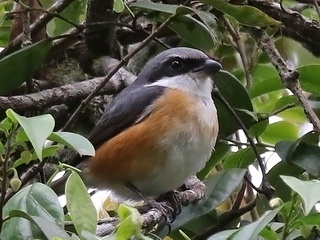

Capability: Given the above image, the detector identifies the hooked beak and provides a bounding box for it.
[193,59,222,74]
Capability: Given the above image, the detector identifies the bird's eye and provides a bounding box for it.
[170,60,184,71]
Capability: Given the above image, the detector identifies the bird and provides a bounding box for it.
[82,47,222,202]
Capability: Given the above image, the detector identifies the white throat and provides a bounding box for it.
[147,73,213,97]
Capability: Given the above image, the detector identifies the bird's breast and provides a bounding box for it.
[87,88,218,197]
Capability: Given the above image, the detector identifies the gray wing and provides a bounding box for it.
[88,85,165,147]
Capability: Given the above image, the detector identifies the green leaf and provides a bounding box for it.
[231,206,284,240]
[66,172,97,236]
[275,132,320,177]
[116,205,146,240]
[292,213,320,229]
[6,109,55,160]
[213,71,254,137]
[249,76,283,99]
[249,119,269,137]
[267,161,303,202]
[0,117,12,132]
[281,175,320,214]
[1,183,64,240]
[224,147,267,169]
[7,210,72,240]
[167,169,247,233]
[130,2,216,50]
[260,121,299,145]
[49,0,86,36]
[13,145,60,168]
[114,0,125,13]
[0,39,52,95]
[0,20,10,47]
[207,230,237,240]
[199,0,279,27]
[49,132,95,157]
[299,64,320,95]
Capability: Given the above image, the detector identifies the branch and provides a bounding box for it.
[248,0,320,56]
[248,28,320,133]
[222,16,253,89]
[95,176,207,237]
[0,62,135,111]
[0,0,76,58]
[62,12,179,130]
[213,87,274,200]
[192,200,257,240]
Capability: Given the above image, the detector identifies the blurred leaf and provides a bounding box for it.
[6,109,54,160]
[213,71,254,137]
[0,1,9,27]
[260,121,299,145]
[1,183,64,240]
[0,39,52,95]
[231,206,284,240]
[49,131,95,157]
[130,2,216,50]
[249,76,283,99]
[224,147,267,169]
[167,169,247,234]
[250,119,269,137]
[200,0,279,27]
[250,65,320,99]
[259,225,279,240]
[207,229,237,240]
[114,0,125,13]
[275,132,320,177]
[50,0,86,36]
[299,64,320,95]
[0,20,10,47]
[253,64,278,82]
[66,172,97,236]
[281,175,320,214]
[198,141,230,179]
[117,205,150,240]
[13,145,60,168]
[292,213,320,228]
[7,210,72,240]
[267,161,303,202]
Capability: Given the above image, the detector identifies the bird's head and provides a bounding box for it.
[135,47,222,95]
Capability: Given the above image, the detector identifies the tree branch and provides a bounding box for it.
[248,27,320,133]
[0,62,135,111]
[62,12,179,130]
[95,176,207,237]
[248,0,320,56]
[0,0,76,58]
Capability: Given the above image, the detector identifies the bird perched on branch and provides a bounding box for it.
[83,47,222,202]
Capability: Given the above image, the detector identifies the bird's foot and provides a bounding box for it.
[156,190,181,221]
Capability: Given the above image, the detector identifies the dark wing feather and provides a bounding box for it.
[88,85,165,147]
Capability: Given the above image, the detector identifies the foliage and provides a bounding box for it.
[1,0,320,239]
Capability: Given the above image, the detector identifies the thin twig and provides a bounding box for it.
[0,0,76,58]
[213,87,267,178]
[192,200,256,240]
[222,138,274,149]
[62,13,178,130]
[213,87,275,199]
[222,16,253,89]
[313,0,320,19]
[231,181,246,211]
[257,103,296,122]
[248,27,320,133]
